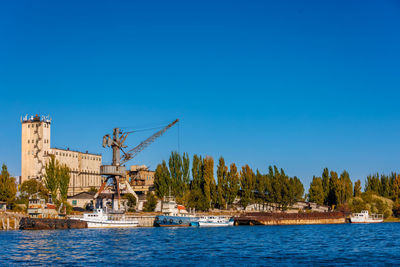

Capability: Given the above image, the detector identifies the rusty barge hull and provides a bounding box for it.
[19,218,87,230]
[235,212,346,226]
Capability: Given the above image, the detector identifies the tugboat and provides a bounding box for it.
[191,216,234,227]
[350,210,384,223]
[155,195,199,227]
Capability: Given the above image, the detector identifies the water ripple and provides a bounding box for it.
[0,223,399,266]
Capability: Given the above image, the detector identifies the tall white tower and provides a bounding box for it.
[21,114,51,183]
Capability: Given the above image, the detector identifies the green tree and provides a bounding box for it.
[339,170,353,204]
[380,175,391,198]
[124,193,137,212]
[365,174,381,194]
[188,154,207,211]
[154,160,171,199]
[321,168,330,205]
[143,192,157,212]
[203,156,215,209]
[240,164,255,209]
[255,169,266,206]
[289,176,304,205]
[216,157,228,209]
[59,164,71,203]
[308,176,324,205]
[226,163,240,207]
[354,179,362,197]
[44,155,60,201]
[0,164,17,205]
[182,152,190,194]
[327,171,340,207]
[169,151,183,197]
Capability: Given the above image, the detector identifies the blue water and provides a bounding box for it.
[1,223,400,266]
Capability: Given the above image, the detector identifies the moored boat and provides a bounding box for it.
[155,196,199,227]
[72,208,139,228]
[191,216,234,227]
[349,210,383,223]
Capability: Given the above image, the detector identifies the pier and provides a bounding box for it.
[0,212,25,230]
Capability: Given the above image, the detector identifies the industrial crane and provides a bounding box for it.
[94,119,179,211]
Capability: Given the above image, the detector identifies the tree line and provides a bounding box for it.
[154,152,304,211]
[308,168,400,208]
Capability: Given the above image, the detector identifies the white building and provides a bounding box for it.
[21,114,102,196]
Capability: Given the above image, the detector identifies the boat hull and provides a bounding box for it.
[349,219,383,223]
[198,221,234,227]
[86,221,139,228]
[155,215,199,227]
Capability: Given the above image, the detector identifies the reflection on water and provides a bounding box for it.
[1,223,400,265]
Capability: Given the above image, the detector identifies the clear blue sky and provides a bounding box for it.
[1,1,400,190]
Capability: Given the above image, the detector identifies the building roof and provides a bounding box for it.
[52,147,101,156]
[67,191,96,200]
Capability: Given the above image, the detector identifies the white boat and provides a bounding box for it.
[350,210,383,223]
[194,216,234,227]
[73,208,139,228]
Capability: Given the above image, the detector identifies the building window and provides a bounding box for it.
[72,200,77,206]
[28,140,30,144]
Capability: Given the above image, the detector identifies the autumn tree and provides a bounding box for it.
[353,180,362,197]
[289,176,304,205]
[391,174,400,202]
[19,178,48,202]
[308,176,324,205]
[0,164,17,205]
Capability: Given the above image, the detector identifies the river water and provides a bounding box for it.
[1,223,399,266]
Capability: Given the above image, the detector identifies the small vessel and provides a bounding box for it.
[73,208,139,228]
[191,216,234,227]
[350,210,383,223]
[27,194,61,219]
[155,196,199,227]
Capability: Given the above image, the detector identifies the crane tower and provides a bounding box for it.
[95,119,179,211]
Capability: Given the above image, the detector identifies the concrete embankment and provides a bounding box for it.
[235,212,346,226]
[134,216,156,227]
[19,217,87,230]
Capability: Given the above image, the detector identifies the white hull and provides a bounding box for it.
[72,208,139,228]
[350,218,383,223]
[86,221,139,228]
[198,221,234,227]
